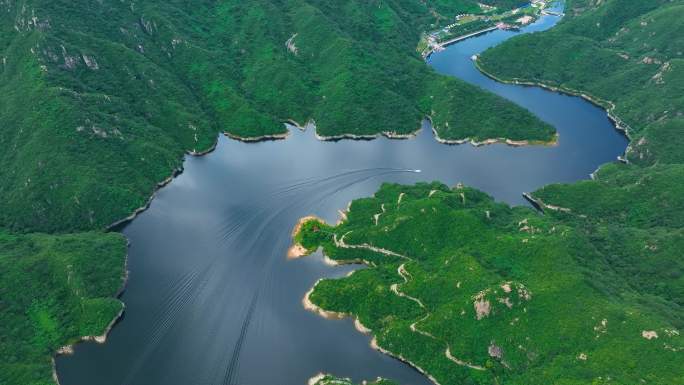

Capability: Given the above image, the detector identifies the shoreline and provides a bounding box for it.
[370,337,442,385]
[473,59,634,206]
[422,26,499,59]
[302,280,441,385]
[224,130,290,143]
[287,216,371,267]
[430,123,559,147]
[522,192,571,213]
[420,0,557,60]
[474,60,632,142]
[294,10,641,385]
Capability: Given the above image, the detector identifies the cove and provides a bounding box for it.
[56,7,628,385]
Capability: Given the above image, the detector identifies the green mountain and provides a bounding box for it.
[310,374,397,385]
[0,1,553,384]
[0,0,550,233]
[2,0,682,384]
[478,0,684,166]
[295,0,684,384]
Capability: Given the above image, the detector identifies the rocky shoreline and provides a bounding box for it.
[225,131,290,142]
[430,124,559,147]
[287,215,324,259]
[369,337,442,385]
[523,192,571,213]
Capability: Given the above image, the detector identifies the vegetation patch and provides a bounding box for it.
[297,1,684,383]
[0,231,127,385]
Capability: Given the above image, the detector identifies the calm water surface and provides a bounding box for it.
[57,8,628,385]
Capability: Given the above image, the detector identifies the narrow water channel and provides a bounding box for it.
[56,5,628,385]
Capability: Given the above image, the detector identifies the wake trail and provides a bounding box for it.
[137,166,418,383]
[216,169,399,381]
[222,289,260,385]
[269,167,413,197]
[120,262,219,385]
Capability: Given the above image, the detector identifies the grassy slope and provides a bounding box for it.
[297,183,682,385]
[0,231,127,385]
[0,1,553,384]
[297,1,684,383]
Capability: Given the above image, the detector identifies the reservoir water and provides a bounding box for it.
[56,6,629,385]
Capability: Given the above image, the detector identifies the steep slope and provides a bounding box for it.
[477,0,684,321]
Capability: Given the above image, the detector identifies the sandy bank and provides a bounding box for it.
[302,279,348,320]
[287,215,324,259]
[308,373,327,385]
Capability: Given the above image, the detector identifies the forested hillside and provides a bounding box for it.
[479,0,684,162]
[295,1,684,384]
[0,0,549,233]
[478,0,684,325]
[0,231,126,385]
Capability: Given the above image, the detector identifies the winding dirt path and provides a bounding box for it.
[321,213,487,374]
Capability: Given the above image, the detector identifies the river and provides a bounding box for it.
[56,5,628,385]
